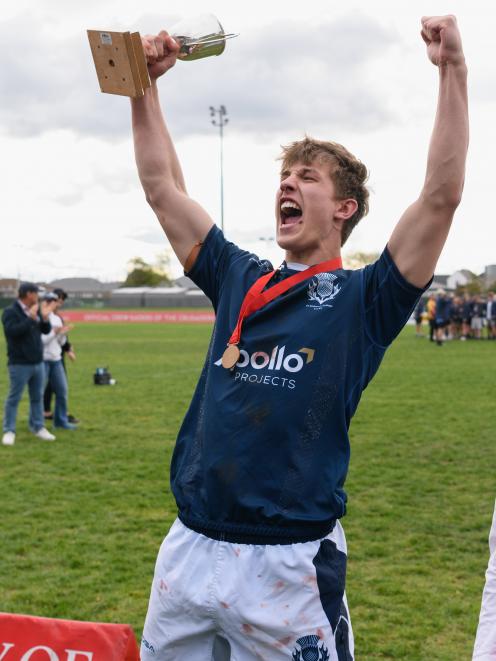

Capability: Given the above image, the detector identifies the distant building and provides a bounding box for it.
[48,278,122,300]
[485,265,496,289]
[173,275,200,290]
[110,285,210,308]
[429,274,449,292]
[0,259,493,310]
[0,278,51,305]
[0,279,18,298]
[447,269,475,290]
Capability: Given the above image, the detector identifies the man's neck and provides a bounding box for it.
[285,261,308,271]
[285,248,341,267]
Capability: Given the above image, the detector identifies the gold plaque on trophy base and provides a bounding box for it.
[87,30,151,98]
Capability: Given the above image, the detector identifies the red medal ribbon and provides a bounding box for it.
[227,256,343,347]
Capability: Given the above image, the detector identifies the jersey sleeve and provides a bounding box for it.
[361,247,432,347]
[186,225,254,311]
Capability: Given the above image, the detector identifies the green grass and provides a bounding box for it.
[0,323,495,660]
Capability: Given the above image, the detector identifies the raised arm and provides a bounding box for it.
[131,31,214,267]
[387,15,468,288]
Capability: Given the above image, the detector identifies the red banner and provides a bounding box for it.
[0,613,139,660]
[62,310,214,324]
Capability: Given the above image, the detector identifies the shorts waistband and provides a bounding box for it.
[179,515,336,545]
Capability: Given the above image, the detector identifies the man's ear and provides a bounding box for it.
[335,198,358,221]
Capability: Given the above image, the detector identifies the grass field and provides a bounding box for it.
[0,322,495,660]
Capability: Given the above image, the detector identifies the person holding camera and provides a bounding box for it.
[41,292,77,431]
[2,283,57,445]
[43,288,79,425]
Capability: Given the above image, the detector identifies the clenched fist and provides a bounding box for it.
[142,31,180,80]
[421,15,465,68]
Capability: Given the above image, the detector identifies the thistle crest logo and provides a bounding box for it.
[291,634,329,661]
[307,272,341,306]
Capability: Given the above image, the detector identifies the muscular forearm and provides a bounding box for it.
[130,31,214,266]
[386,16,468,287]
[131,81,187,206]
[422,61,468,209]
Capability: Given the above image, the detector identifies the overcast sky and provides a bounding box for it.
[1,0,495,283]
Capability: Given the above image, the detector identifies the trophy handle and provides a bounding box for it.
[181,32,239,47]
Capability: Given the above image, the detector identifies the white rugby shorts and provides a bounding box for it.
[473,500,496,660]
[141,518,354,660]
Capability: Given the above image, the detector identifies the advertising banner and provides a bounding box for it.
[0,613,139,660]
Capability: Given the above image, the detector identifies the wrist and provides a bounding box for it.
[439,57,467,73]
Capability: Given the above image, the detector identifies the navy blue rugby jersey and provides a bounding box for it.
[171,226,429,542]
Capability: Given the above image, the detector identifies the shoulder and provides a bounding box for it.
[2,303,18,319]
[188,224,273,283]
[362,247,431,296]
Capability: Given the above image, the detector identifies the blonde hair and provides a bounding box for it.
[279,137,370,246]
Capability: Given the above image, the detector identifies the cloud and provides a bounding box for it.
[0,13,398,142]
[29,241,61,253]
[51,191,86,207]
[48,161,139,206]
[128,228,166,244]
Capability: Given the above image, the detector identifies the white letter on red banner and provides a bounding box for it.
[20,646,59,660]
[0,643,15,660]
[65,651,93,660]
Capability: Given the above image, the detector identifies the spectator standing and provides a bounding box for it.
[450,295,464,339]
[41,293,77,431]
[427,294,437,342]
[471,296,484,339]
[435,290,450,345]
[43,289,79,424]
[414,299,425,337]
[485,292,496,340]
[444,294,454,340]
[462,293,473,340]
[2,283,57,446]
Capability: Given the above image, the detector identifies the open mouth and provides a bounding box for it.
[280,201,302,226]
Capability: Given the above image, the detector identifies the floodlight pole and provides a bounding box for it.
[209,105,229,233]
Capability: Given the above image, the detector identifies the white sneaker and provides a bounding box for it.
[34,428,56,441]
[2,431,15,446]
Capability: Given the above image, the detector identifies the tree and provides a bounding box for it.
[342,251,379,270]
[465,279,482,295]
[122,252,172,287]
[457,279,482,296]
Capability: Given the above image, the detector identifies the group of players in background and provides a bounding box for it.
[415,291,496,344]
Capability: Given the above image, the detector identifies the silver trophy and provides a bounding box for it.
[170,14,238,61]
[87,14,238,98]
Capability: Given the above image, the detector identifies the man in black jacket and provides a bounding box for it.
[2,283,57,446]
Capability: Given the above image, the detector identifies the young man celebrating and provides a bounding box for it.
[132,15,468,660]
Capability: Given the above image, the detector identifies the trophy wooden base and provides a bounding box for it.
[87,30,151,98]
